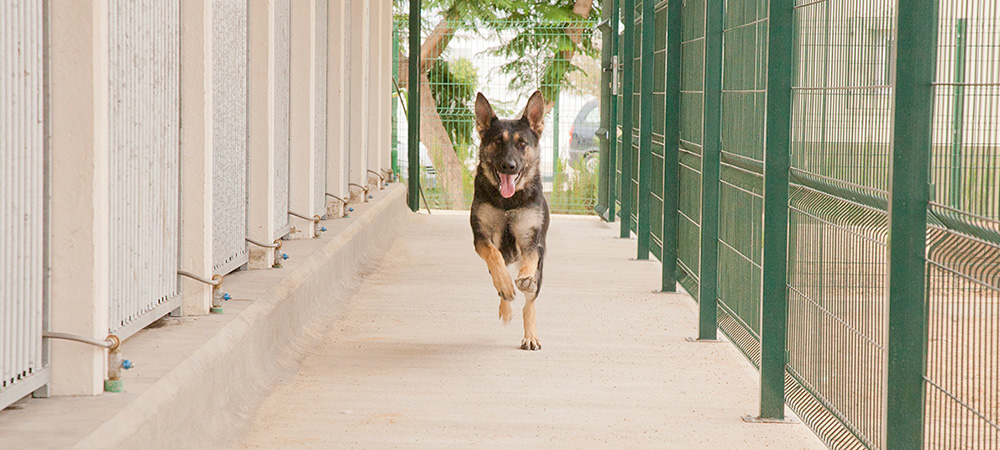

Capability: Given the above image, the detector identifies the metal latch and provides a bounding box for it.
[611,55,619,96]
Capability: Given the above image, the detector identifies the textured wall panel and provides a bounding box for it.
[273,0,290,233]
[212,0,249,273]
[0,0,46,408]
[314,0,328,213]
[107,0,181,335]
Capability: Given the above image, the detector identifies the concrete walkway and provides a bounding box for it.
[239,212,825,449]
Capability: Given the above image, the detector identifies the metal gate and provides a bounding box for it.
[314,0,328,214]
[273,0,291,236]
[108,0,181,339]
[212,0,250,275]
[0,0,49,410]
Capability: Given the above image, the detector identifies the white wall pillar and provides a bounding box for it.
[365,0,382,192]
[325,0,348,217]
[380,0,393,180]
[247,0,278,269]
[288,0,318,239]
[48,0,110,396]
[179,0,214,314]
[347,0,369,203]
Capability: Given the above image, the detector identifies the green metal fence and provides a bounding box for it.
[394,8,602,214]
[597,0,999,448]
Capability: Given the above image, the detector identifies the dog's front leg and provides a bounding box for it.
[475,241,516,323]
[516,244,543,351]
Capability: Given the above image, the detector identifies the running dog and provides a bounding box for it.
[470,90,550,351]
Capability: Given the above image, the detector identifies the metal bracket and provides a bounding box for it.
[612,55,619,95]
[684,337,724,343]
[741,415,799,424]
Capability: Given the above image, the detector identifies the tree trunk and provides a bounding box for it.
[396,16,467,209]
[417,72,467,209]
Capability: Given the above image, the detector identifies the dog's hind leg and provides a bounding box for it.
[475,241,516,323]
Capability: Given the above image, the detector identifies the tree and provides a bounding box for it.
[396,0,600,209]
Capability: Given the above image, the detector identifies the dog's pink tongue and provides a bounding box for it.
[499,173,516,198]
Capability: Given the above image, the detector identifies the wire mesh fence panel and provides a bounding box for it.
[212,0,249,275]
[677,0,706,300]
[394,14,602,214]
[314,0,329,215]
[649,0,669,257]
[926,2,1000,449]
[0,0,47,410]
[716,0,766,366]
[786,0,894,448]
[108,0,182,338]
[629,2,642,228]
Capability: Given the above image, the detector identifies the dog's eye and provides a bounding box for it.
[518,141,527,149]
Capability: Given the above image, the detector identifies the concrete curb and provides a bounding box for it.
[73,185,410,450]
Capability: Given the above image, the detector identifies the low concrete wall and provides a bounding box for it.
[74,185,410,450]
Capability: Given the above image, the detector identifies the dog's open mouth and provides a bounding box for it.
[497,171,520,198]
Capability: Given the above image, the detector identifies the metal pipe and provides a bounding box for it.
[348,182,368,193]
[288,210,320,223]
[246,237,282,249]
[367,169,384,181]
[43,331,120,351]
[177,271,223,286]
[325,192,348,204]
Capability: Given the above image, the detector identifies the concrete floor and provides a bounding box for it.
[238,212,826,449]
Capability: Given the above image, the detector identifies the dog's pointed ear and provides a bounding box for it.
[521,90,545,136]
[475,92,496,135]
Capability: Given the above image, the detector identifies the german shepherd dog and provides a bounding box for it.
[471,90,550,351]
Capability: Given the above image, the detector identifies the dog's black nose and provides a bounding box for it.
[500,159,517,172]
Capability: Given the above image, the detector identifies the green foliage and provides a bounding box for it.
[550,154,600,215]
[484,3,602,102]
[426,58,478,149]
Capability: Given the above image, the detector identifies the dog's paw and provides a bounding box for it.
[497,276,516,301]
[520,336,541,351]
[498,300,514,324]
[515,276,537,294]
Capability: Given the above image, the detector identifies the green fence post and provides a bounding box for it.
[696,0,723,339]
[608,0,620,224]
[757,0,793,421]
[949,19,966,209]
[886,0,937,447]
[636,0,655,259]
[660,0,681,292]
[618,0,636,238]
[596,13,612,218]
[406,0,421,212]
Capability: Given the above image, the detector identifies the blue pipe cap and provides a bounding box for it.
[222,293,231,301]
[321,226,327,232]
[122,360,134,370]
[348,207,354,212]
[281,253,289,260]
[368,195,374,199]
